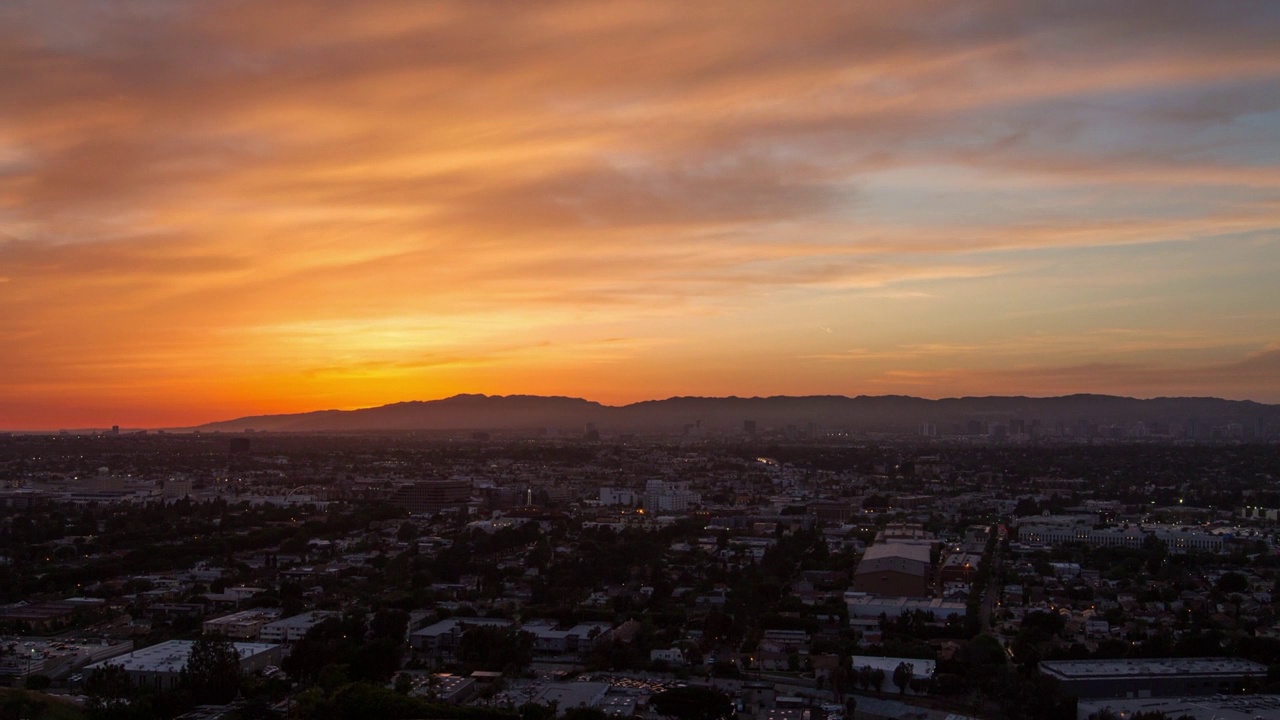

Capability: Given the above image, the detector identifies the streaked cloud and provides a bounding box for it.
[1,0,1279,427]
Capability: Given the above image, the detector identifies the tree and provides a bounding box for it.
[290,686,333,720]
[831,655,851,701]
[185,635,243,704]
[369,608,410,642]
[458,626,532,674]
[318,664,351,692]
[84,663,137,719]
[520,702,558,720]
[397,521,419,543]
[1,690,47,720]
[1142,534,1168,574]
[651,686,734,720]
[856,665,876,691]
[1216,572,1248,594]
[892,662,914,695]
[23,674,51,691]
[328,682,423,720]
[1013,497,1042,517]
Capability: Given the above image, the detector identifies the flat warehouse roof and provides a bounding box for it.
[1040,657,1267,680]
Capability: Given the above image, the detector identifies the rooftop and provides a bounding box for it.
[1078,694,1280,720]
[861,542,932,564]
[262,610,337,629]
[85,640,280,674]
[1040,657,1268,680]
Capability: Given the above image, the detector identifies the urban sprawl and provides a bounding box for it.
[1,427,1279,720]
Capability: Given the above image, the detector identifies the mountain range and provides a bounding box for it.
[191,394,1280,435]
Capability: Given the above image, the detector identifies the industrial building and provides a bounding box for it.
[258,610,339,643]
[532,681,611,716]
[201,609,281,640]
[852,542,933,597]
[1076,694,1280,720]
[1038,657,1268,699]
[409,617,514,655]
[85,640,283,692]
[1018,523,1223,553]
[845,595,967,622]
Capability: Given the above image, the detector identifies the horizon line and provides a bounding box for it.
[4,390,1275,434]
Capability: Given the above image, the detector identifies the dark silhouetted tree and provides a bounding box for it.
[892,661,914,695]
[185,634,243,704]
[1216,572,1248,594]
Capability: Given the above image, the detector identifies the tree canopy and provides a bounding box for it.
[185,635,243,704]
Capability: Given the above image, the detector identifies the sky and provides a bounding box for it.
[2,1,1280,429]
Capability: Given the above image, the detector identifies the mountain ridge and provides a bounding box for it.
[189,393,1280,435]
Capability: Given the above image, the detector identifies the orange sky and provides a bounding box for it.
[2,1,1280,429]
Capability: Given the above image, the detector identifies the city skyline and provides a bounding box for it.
[3,1,1280,429]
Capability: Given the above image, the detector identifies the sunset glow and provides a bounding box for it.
[3,1,1279,428]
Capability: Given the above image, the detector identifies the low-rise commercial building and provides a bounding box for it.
[410,617,514,655]
[201,609,281,640]
[258,611,338,643]
[1039,657,1267,699]
[852,543,933,597]
[521,620,613,655]
[1018,524,1223,553]
[1076,694,1280,720]
[85,640,283,692]
[845,595,967,622]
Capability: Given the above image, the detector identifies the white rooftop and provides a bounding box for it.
[1078,694,1280,720]
[862,542,932,564]
[85,640,279,673]
[1040,657,1267,679]
[262,610,336,628]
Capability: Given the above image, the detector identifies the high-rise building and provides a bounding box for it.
[389,479,473,513]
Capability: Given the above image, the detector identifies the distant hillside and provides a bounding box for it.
[190,393,1279,435]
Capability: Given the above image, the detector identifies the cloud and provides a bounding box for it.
[852,345,1280,402]
[1,0,1279,424]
